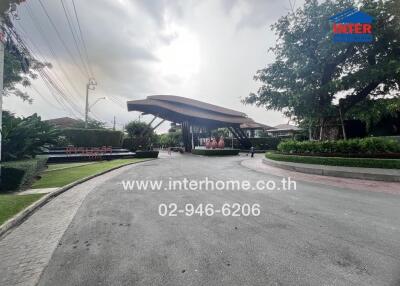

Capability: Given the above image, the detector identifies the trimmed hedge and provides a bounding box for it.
[122,137,150,152]
[265,152,400,169]
[229,137,282,150]
[192,149,240,156]
[249,137,282,150]
[63,128,123,147]
[134,151,159,158]
[278,137,400,155]
[0,157,48,192]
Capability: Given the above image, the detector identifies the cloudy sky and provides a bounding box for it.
[4,0,304,132]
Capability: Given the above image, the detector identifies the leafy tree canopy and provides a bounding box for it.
[2,1,48,102]
[1,111,60,161]
[245,0,400,133]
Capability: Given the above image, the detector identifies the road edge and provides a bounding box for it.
[0,158,155,239]
[262,157,400,182]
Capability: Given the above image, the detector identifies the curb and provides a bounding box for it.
[0,159,154,239]
[262,158,400,182]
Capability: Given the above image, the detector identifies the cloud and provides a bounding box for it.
[4,0,303,132]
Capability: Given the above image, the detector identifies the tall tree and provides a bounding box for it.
[1,1,47,102]
[244,0,400,139]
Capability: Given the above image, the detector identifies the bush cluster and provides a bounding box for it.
[192,149,240,156]
[63,128,123,147]
[265,152,400,169]
[277,137,400,155]
[0,157,48,192]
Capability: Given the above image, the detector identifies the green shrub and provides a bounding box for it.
[2,111,60,161]
[134,150,159,158]
[192,149,240,156]
[122,137,152,151]
[265,152,400,169]
[63,128,123,147]
[277,138,400,155]
[0,157,48,192]
[249,137,282,150]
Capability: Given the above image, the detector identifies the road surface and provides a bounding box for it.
[37,154,400,286]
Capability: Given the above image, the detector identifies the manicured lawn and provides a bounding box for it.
[265,152,400,169]
[45,162,96,172]
[32,159,149,189]
[0,194,45,225]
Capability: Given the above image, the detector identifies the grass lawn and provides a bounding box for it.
[32,158,149,189]
[45,162,96,172]
[265,152,400,169]
[0,194,45,225]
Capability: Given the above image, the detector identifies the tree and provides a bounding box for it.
[71,118,106,129]
[2,1,48,102]
[124,120,157,151]
[244,0,400,139]
[1,111,60,161]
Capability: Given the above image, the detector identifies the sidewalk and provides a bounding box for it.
[241,156,400,195]
[0,165,133,286]
[263,157,400,182]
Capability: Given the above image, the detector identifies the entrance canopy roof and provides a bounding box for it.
[127,95,255,128]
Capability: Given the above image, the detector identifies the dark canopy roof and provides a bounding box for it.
[127,95,255,128]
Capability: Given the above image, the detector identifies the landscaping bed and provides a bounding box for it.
[0,158,48,192]
[192,149,240,156]
[265,152,400,169]
[133,150,159,158]
[32,158,150,189]
[0,194,45,225]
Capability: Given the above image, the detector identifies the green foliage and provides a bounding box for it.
[192,149,240,156]
[62,128,123,147]
[2,11,48,101]
[125,121,152,137]
[249,137,282,150]
[265,152,400,169]
[1,111,60,161]
[134,150,159,158]
[0,194,45,225]
[70,119,106,129]
[124,121,157,150]
[0,157,48,192]
[32,159,147,189]
[245,0,400,133]
[277,138,400,155]
[159,131,182,147]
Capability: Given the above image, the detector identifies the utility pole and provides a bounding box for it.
[84,78,97,128]
[113,116,116,131]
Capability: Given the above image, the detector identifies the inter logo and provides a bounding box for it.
[330,8,373,43]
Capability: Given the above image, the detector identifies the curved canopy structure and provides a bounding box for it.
[127,95,254,128]
[127,95,255,151]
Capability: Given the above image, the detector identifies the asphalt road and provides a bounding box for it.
[38,154,400,286]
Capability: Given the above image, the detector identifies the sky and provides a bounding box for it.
[4,0,304,133]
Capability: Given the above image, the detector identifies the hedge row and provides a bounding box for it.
[277,137,400,155]
[63,128,123,147]
[229,137,282,150]
[192,149,240,156]
[265,152,400,169]
[0,157,48,192]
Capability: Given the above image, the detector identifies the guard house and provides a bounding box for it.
[127,95,258,152]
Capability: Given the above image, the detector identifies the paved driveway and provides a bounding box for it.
[31,153,400,286]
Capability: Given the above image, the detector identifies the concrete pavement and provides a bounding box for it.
[1,154,400,285]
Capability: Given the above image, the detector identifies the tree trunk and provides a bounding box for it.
[338,105,347,140]
[319,118,325,140]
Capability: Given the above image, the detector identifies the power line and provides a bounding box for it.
[12,14,85,117]
[71,0,94,77]
[24,3,85,101]
[60,0,90,77]
[37,0,89,78]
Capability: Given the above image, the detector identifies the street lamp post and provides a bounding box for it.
[84,78,97,128]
